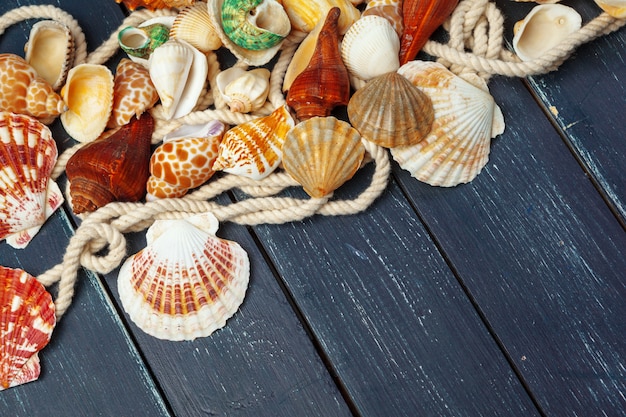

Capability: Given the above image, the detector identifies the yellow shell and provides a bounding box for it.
[282,15,323,92]
[283,116,365,198]
[594,0,626,17]
[169,3,222,53]
[60,64,114,143]
[281,0,361,34]
[212,105,295,180]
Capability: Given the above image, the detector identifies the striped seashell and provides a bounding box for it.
[170,3,222,53]
[212,105,295,180]
[117,212,249,341]
[0,266,56,390]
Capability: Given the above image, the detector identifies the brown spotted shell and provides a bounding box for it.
[116,0,195,11]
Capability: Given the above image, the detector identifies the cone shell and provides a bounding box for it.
[399,0,459,65]
[594,0,626,17]
[216,67,271,113]
[118,212,249,341]
[363,0,404,35]
[512,4,582,61]
[108,59,159,128]
[116,0,195,11]
[213,105,295,180]
[170,3,222,53]
[0,266,56,390]
[341,15,400,81]
[347,71,434,148]
[221,0,291,51]
[0,112,63,248]
[283,116,365,198]
[0,54,66,124]
[392,61,505,187]
[282,0,362,34]
[24,20,75,91]
[147,120,226,200]
[66,114,154,214]
[60,64,114,143]
[286,7,350,120]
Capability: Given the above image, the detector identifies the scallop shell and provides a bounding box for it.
[170,3,222,53]
[0,266,56,390]
[116,0,195,11]
[399,0,459,65]
[221,0,291,51]
[594,0,626,17]
[118,23,170,60]
[340,15,400,82]
[146,120,226,200]
[347,71,434,148]
[216,67,271,113]
[212,105,295,180]
[362,0,404,36]
[118,212,250,341]
[0,112,63,249]
[281,0,362,34]
[24,20,75,91]
[283,116,365,198]
[60,64,114,143]
[149,39,208,120]
[392,61,505,187]
[0,54,66,124]
[512,4,582,61]
[286,7,350,120]
[108,59,159,128]
[207,0,286,65]
[66,114,154,214]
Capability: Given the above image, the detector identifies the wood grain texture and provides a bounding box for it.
[393,54,626,415]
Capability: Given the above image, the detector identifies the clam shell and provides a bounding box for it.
[0,112,63,249]
[149,39,208,120]
[0,266,56,390]
[108,58,159,128]
[60,64,114,143]
[170,3,222,53]
[283,116,365,198]
[24,20,75,91]
[116,0,195,11]
[0,54,66,124]
[147,120,226,200]
[340,15,400,82]
[594,0,626,17]
[221,0,291,51]
[512,4,582,61]
[362,0,404,35]
[66,114,154,214]
[347,71,434,148]
[392,61,505,187]
[216,67,271,113]
[282,0,362,34]
[213,105,295,180]
[118,212,250,341]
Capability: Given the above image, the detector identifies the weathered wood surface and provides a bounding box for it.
[0,0,624,416]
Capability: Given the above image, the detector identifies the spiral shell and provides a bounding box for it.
[221,0,291,51]
[363,0,404,35]
[118,23,170,60]
[216,67,271,113]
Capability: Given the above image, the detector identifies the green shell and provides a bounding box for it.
[118,23,169,59]
[221,0,287,51]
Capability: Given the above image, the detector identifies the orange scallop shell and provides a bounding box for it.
[0,266,56,390]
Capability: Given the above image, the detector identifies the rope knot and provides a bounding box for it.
[74,222,127,275]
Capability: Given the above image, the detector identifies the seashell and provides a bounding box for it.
[399,0,459,65]
[594,0,626,17]
[363,0,404,36]
[117,212,249,341]
[512,4,582,61]
[0,54,66,124]
[347,71,434,148]
[286,7,350,120]
[118,23,170,60]
[146,120,226,200]
[0,112,63,249]
[281,0,362,34]
[170,3,222,53]
[340,15,400,82]
[149,39,208,120]
[514,0,561,3]
[221,0,291,51]
[216,67,271,113]
[108,59,159,128]
[213,105,295,180]
[283,116,365,198]
[0,266,56,390]
[60,64,114,143]
[24,20,75,91]
[66,114,154,214]
[115,0,195,11]
[392,61,505,187]
[282,16,324,92]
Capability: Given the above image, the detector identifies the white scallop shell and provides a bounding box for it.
[392,61,505,187]
[340,15,400,81]
[117,212,249,341]
[512,4,582,61]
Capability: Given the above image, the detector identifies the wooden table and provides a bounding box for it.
[1,1,624,416]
